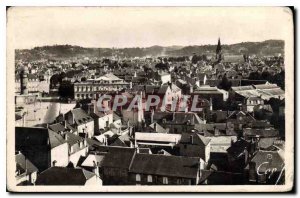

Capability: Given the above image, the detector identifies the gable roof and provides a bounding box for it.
[248,150,284,172]
[198,73,207,81]
[101,147,136,169]
[180,133,211,146]
[153,112,204,125]
[135,132,181,144]
[81,154,105,167]
[48,123,67,132]
[227,138,250,158]
[68,108,93,125]
[157,85,170,94]
[95,73,122,81]
[129,154,200,179]
[15,152,38,173]
[15,127,67,150]
[36,167,95,185]
[149,122,169,133]
[243,128,279,137]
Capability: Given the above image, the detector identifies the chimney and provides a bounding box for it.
[190,85,193,94]
[169,82,172,90]
[151,109,154,123]
[129,126,133,137]
[105,136,108,146]
[92,100,97,114]
[238,103,243,111]
[214,126,220,136]
[190,135,194,144]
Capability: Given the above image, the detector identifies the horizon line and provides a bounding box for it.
[15,39,284,51]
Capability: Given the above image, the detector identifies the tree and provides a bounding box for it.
[155,62,169,70]
[58,80,74,99]
[271,70,285,90]
[218,75,232,91]
[261,70,273,82]
[248,71,261,80]
[81,77,87,82]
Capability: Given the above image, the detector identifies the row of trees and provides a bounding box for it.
[248,70,285,90]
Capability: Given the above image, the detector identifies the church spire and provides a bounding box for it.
[216,37,222,63]
[216,37,221,54]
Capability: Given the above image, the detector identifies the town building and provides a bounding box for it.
[15,127,69,171]
[74,73,130,100]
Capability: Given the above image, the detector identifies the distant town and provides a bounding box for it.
[14,38,285,186]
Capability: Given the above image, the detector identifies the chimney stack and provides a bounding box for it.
[151,109,154,123]
[190,135,194,144]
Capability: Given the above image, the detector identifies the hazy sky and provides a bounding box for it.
[8,7,292,49]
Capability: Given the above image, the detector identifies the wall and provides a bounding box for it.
[179,144,208,162]
[50,143,69,167]
[69,147,88,166]
[98,114,113,129]
[77,121,94,138]
[85,175,103,186]
[129,173,197,185]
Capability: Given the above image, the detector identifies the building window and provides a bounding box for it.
[177,178,182,184]
[163,177,168,184]
[136,174,141,182]
[147,175,152,183]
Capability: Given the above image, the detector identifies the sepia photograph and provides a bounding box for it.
[6,6,294,192]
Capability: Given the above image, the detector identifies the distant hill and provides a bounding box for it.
[15,40,284,61]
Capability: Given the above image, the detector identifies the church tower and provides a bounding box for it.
[216,37,222,63]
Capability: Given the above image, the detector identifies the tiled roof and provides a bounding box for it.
[15,152,38,173]
[101,147,136,169]
[249,150,284,172]
[48,123,67,132]
[15,127,67,150]
[180,133,211,146]
[227,138,250,158]
[135,132,181,143]
[129,154,200,179]
[69,108,93,125]
[81,154,105,167]
[149,122,169,133]
[36,167,95,185]
[243,128,279,137]
[95,73,122,81]
[153,112,204,125]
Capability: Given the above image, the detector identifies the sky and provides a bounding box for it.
[7,7,293,49]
